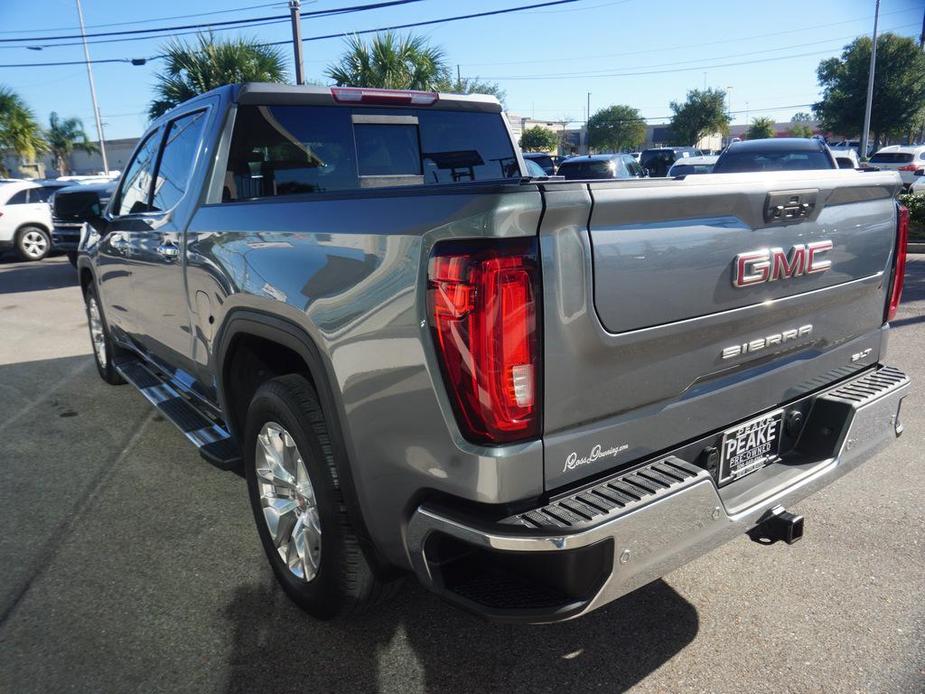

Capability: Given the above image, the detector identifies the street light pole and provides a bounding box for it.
[289,0,305,85]
[586,91,591,153]
[861,0,880,160]
[75,0,108,174]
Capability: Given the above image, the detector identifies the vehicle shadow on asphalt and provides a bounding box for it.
[0,255,79,295]
[221,578,698,692]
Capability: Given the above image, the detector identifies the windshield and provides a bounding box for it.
[714,149,832,173]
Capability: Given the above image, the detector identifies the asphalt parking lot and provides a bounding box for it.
[0,253,922,693]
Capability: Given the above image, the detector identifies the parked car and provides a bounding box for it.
[909,167,925,195]
[51,180,118,266]
[713,138,837,173]
[523,158,549,177]
[72,83,909,623]
[830,140,874,158]
[0,179,72,260]
[522,152,558,175]
[868,145,925,188]
[830,147,860,169]
[556,153,645,180]
[639,147,703,177]
[667,154,719,177]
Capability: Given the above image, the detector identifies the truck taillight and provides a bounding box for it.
[886,204,909,322]
[330,86,438,106]
[427,238,541,445]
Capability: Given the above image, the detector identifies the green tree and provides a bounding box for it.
[326,32,448,91]
[814,33,925,146]
[46,112,98,176]
[747,117,776,140]
[436,76,506,106]
[668,88,730,145]
[789,112,815,138]
[586,105,646,152]
[149,33,287,119]
[519,126,559,152]
[0,86,47,167]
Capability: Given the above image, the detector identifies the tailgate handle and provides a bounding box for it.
[765,189,818,223]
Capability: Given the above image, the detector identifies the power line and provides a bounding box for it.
[264,0,587,46]
[0,0,589,67]
[474,23,918,80]
[0,2,283,35]
[460,7,917,67]
[474,48,874,80]
[0,0,428,43]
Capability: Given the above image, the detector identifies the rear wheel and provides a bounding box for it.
[16,226,51,261]
[244,374,390,619]
[83,284,125,385]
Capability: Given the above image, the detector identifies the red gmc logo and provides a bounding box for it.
[733,241,833,288]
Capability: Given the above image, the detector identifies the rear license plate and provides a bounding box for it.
[718,409,783,484]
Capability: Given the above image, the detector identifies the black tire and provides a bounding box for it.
[244,374,389,619]
[67,252,79,268]
[82,283,126,385]
[16,225,51,261]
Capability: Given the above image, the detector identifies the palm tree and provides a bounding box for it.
[149,33,287,119]
[0,86,47,171]
[46,112,98,176]
[325,32,449,91]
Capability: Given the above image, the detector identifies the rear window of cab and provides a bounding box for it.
[222,105,520,201]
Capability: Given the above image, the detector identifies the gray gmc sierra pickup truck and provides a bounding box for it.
[75,83,910,622]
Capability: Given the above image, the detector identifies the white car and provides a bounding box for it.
[829,147,860,168]
[909,168,925,195]
[869,145,925,186]
[0,180,72,261]
[667,155,719,176]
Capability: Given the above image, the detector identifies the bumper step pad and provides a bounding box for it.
[116,357,240,468]
[507,456,708,530]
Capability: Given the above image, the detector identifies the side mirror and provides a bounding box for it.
[836,157,855,169]
[53,189,108,232]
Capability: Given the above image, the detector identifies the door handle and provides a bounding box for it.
[156,242,180,259]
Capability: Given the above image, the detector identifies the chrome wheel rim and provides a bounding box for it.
[22,230,48,259]
[255,422,321,582]
[87,296,107,368]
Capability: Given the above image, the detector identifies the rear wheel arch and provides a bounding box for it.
[214,311,395,577]
[16,221,51,236]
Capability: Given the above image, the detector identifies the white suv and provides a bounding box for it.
[869,145,925,187]
[0,180,70,261]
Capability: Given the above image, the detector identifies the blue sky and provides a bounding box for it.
[0,0,922,140]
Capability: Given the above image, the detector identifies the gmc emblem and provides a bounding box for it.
[733,241,833,288]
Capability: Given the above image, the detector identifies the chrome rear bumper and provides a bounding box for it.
[405,366,910,622]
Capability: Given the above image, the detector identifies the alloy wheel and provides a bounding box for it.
[21,230,48,259]
[255,422,322,582]
[87,296,107,368]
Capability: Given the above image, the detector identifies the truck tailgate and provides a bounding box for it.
[539,170,901,490]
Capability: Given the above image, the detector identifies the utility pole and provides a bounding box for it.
[586,92,591,153]
[725,86,733,144]
[919,2,924,49]
[861,0,880,160]
[289,0,305,85]
[457,64,461,85]
[76,0,108,174]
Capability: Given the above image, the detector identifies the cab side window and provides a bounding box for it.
[114,129,162,216]
[151,110,207,212]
